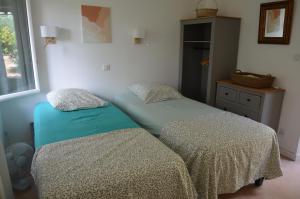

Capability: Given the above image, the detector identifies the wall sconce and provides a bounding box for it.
[40,26,57,46]
[132,28,146,45]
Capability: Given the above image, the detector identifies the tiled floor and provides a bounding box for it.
[219,157,300,199]
[15,157,300,199]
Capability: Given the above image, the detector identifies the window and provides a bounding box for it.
[0,0,39,101]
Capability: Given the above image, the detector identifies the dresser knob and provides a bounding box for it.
[247,98,251,102]
[225,93,229,96]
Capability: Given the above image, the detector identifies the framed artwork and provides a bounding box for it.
[258,0,294,44]
[81,5,112,43]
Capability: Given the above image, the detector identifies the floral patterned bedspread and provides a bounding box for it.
[32,128,197,199]
[159,112,283,199]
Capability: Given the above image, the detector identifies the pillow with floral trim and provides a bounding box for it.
[47,88,107,111]
[129,83,182,104]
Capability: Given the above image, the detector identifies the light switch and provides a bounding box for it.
[102,64,111,71]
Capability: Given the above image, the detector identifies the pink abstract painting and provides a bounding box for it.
[265,8,285,37]
[81,5,112,43]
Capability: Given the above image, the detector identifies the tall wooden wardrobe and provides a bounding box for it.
[179,17,241,106]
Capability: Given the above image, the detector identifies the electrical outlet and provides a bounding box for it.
[102,64,111,72]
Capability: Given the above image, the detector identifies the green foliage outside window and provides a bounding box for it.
[0,14,18,60]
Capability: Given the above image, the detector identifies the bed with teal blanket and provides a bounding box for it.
[32,101,197,199]
[34,102,139,149]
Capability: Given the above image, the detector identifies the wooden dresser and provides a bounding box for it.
[216,80,285,131]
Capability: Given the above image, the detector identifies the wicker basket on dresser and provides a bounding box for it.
[216,80,285,131]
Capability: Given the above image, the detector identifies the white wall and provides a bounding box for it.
[0,0,196,145]
[217,0,300,159]
[41,0,202,96]
[0,94,46,145]
[36,0,191,97]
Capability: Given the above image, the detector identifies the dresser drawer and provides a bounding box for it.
[216,100,259,121]
[216,100,235,112]
[235,108,259,121]
[217,86,237,102]
[239,92,261,110]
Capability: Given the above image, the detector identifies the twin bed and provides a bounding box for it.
[32,102,197,199]
[32,86,282,199]
[114,91,282,199]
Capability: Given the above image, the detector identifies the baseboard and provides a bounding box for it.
[280,147,297,161]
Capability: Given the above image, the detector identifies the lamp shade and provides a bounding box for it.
[40,26,57,38]
[132,28,146,39]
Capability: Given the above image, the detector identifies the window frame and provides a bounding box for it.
[0,0,40,102]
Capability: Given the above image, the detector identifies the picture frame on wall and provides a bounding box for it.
[81,5,112,43]
[258,0,294,44]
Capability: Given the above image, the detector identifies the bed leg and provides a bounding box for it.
[255,177,264,187]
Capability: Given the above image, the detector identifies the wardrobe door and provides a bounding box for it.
[181,23,212,103]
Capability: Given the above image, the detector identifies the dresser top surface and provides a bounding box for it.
[217,80,285,94]
[181,16,241,21]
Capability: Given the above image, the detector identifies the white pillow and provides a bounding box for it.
[129,83,182,104]
[47,88,107,111]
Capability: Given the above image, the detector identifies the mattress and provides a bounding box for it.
[114,92,220,135]
[34,102,139,149]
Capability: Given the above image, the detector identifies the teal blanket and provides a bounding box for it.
[34,102,139,149]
